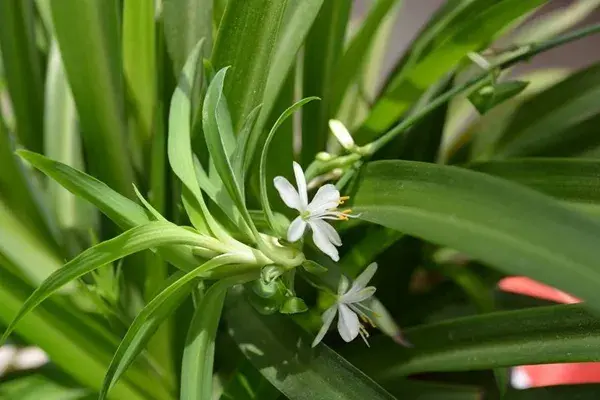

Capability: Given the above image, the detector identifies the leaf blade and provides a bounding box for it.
[352,160,600,314]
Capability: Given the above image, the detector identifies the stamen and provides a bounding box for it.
[337,209,353,221]
[338,195,350,205]
[359,325,371,347]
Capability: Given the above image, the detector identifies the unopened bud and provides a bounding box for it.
[329,119,355,150]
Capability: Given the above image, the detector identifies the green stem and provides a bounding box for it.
[360,22,600,155]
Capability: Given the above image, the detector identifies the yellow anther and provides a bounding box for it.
[339,195,350,205]
[337,209,353,221]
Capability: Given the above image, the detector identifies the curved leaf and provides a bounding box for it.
[259,97,319,236]
[331,0,401,114]
[202,67,253,229]
[0,0,44,152]
[352,161,600,313]
[212,0,287,131]
[356,0,545,143]
[14,151,230,278]
[347,304,600,377]
[17,150,149,230]
[497,63,600,157]
[246,0,324,172]
[100,256,253,399]
[225,291,396,400]
[163,0,212,75]
[1,221,211,343]
[181,273,258,400]
[50,0,134,196]
[470,159,600,204]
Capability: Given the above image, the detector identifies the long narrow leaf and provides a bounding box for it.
[348,304,600,377]
[352,160,600,314]
[356,0,545,143]
[50,0,134,197]
[0,0,44,152]
[44,41,93,234]
[225,291,396,400]
[212,0,287,131]
[330,0,401,114]
[16,151,216,276]
[245,0,324,172]
[123,0,156,143]
[1,221,212,343]
[181,273,257,400]
[301,0,351,164]
[259,97,319,236]
[202,67,253,229]
[163,0,213,75]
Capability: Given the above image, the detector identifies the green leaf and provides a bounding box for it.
[202,67,253,229]
[245,0,324,155]
[280,297,308,314]
[101,258,255,400]
[0,268,147,399]
[352,161,600,314]
[469,158,600,205]
[15,151,214,277]
[0,0,44,153]
[496,62,600,157]
[378,379,481,400]
[245,0,323,174]
[0,221,212,343]
[301,0,351,164]
[330,0,402,115]
[225,290,396,400]
[50,0,134,197]
[212,0,287,131]
[0,374,90,400]
[259,97,319,236]
[181,273,257,400]
[163,0,213,75]
[340,226,403,278]
[0,106,55,241]
[17,150,149,230]
[468,80,529,115]
[356,0,545,143]
[168,39,209,230]
[347,304,600,377]
[220,360,280,400]
[0,199,63,286]
[168,38,233,242]
[232,104,262,192]
[123,0,156,142]
[44,41,93,234]
[513,0,600,44]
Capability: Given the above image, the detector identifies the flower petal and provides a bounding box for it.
[340,287,376,304]
[337,304,360,342]
[309,220,339,261]
[351,262,378,291]
[274,176,303,211]
[293,162,308,209]
[287,217,307,242]
[307,184,340,214]
[338,275,350,297]
[310,219,341,246]
[312,306,337,347]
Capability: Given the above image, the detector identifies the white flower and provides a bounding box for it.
[312,263,378,347]
[274,162,354,261]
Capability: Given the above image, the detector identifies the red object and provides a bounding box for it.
[498,276,600,388]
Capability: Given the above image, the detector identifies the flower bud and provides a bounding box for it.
[329,119,355,150]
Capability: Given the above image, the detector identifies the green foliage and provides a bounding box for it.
[2,1,600,398]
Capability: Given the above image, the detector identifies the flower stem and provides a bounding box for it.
[359,22,600,155]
